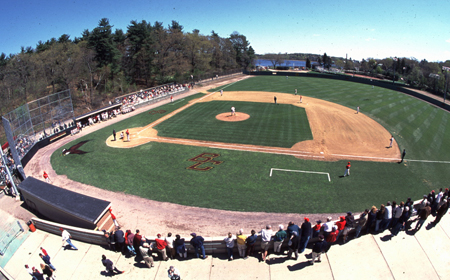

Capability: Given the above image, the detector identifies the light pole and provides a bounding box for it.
[392,57,398,84]
[443,66,450,103]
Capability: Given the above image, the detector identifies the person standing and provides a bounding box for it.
[155,234,169,261]
[175,234,187,259]
[432,199,449,225]
[115,227,125,254]
[25,264,36,280]
[415,203,431,231]
[231,106,236,116]
[344,162,351,177]
[245,230,258,259]
[274,96,277,104]
[342,212,354,243]
[133,229,142,255]
[356,106,360,114]
[112,129,116,141]
[190,233,208,259]
[389,136,394,148]
[310,235,328,265]
[170,95,173,102]
[273,225,287,254]
[60,228,78,250]
[259,225,273,261]
[125,230,136,256]
[224,232,236,261]
[139,243,154,268]
[220,89,223,96]
[32,267,44,280]
[355,209,369,238]
[101,255,124,275]
[300,95,303,103]
[39,263,54,280]
[43,171,51,183]
[39,253,56,271]
[299,218,312,253]
[322,217,333,239]
[165,232,175,260]
[126,129,130,142]
[236,229,247,259]
[295,89,297,95]
[286,231,300,260]
[366,206,377,234]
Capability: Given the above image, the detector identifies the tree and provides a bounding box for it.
[264,53,284,69]
[322,53,332,69]
[306,58,311,69]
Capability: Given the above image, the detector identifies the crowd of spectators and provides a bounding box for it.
[102,191,449,269]
[115,83,186,107]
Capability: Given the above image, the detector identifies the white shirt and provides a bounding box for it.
[393,206,403,218]
[165,236,174,249]
[260,229,273,242]
[436,192,443,204]
[323,221,334,232]
[62,230,71,242]
[224,236,236,248]
[384,205,392,219]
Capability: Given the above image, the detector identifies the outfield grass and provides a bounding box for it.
[51,76,450,214]
[155,101,312,147]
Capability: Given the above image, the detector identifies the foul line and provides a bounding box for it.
[270,168,331,182]
[331,153,450,164]
[169,99,185,105]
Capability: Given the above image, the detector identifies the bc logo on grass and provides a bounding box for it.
[187,153,223,171]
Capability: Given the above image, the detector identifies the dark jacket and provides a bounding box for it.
[246,234,258,245]
[41,254,51,265]
[312,240,328,253]
[418,206,431,220]
[301,222,312,238]
[286,224,300,238]
[345,215,355,228]
[190,236,205,248]
[102,258,114,271]
[115,230,125,243]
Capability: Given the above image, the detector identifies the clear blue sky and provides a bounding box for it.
[1,0,449,62]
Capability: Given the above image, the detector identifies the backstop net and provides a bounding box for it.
[2,89,74,159]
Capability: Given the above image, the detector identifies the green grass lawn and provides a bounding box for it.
[51,76,450,214]
[155,101,312,147]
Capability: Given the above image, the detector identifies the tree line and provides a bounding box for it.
[0,18,256,119]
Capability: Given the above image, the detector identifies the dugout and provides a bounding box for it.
[18,176,112,230]
[74,103,122,128]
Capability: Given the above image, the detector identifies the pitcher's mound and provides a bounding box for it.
[216,112,250,122]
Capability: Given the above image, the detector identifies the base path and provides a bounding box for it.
[107,90,400,162]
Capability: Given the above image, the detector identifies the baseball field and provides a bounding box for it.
[51,75,450,214]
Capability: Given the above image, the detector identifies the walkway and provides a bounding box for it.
[3,211,450,279]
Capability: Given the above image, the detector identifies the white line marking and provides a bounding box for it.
[331,153,450,164]
[270,168,331,182]
[169,99,185,105]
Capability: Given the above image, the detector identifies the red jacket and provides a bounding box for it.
[327,230,339,243]
[155,238,167,250]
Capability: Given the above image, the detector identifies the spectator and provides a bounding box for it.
[381,201,393,231]
[299,218,312,253]
[335,216,346,242]
[190,233,208,259]
[24,264,36,280]
[245,230,258,259]
[375,205,385,232]
[286,231,300,260]
[433,188,444,216]
[342,212,355,243]
[139,243,154,268]
[322,217,333,239]
[286,221,300,239]
[32,267,44,280]
[125,230,136,256]
[236,229,247,259]
[168,265,181,280]
[273,224,287,254]
[109,230,116,252]
[165,232,175,260]
[60,228,78,250]
[224,232,236,261]
[310,235,328,265]
[414,202,431,231]
[175,234,187,259]
[312,220,322,238]
[259,225,273,262]
[432,199,449,225]
[39,253,56,271]
[155,234,169,261]
[355,209,369,238]
[115,226,125,254]
[39,263,54,280]
[326,226,339,251]
[40,247,48,256]
[101,255,124,275]
[391,202,404,230]
[391,205,409,237]
[133,229,142,256]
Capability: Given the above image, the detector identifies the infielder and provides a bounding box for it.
[389,136,394,148]
[220,89,223,96]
